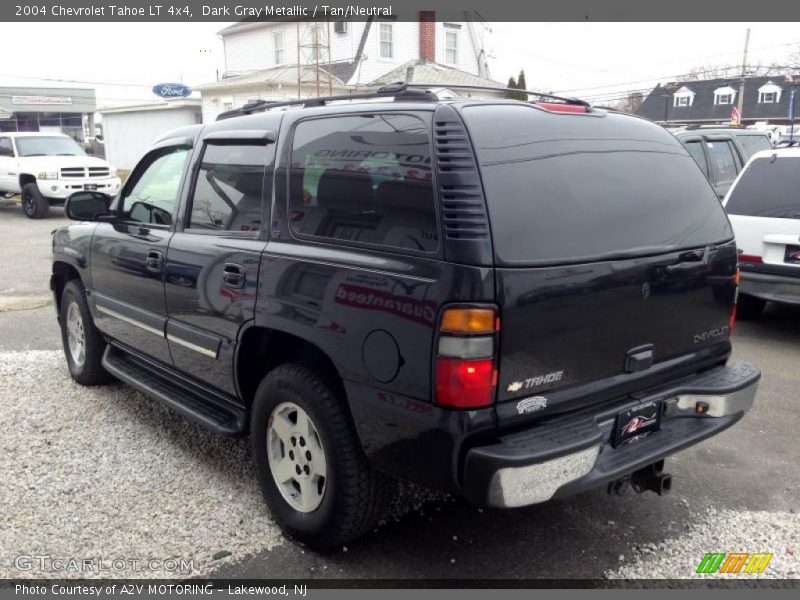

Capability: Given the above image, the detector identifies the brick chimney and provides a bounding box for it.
[419,12,435,63]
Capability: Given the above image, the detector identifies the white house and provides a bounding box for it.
[196,15,502,122]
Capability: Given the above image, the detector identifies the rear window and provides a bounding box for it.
[736,134,773,157]
[726,156,800,219]
[463,105,733,265]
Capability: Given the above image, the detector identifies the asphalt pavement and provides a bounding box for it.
[0,205,797,581]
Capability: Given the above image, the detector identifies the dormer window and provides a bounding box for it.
[758,82,782,104]
[713,86,736,105]
[673,86,695,108]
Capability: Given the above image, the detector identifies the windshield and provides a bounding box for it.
[15,136,86,157]
[463,104,733,266]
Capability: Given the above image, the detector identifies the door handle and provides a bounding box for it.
[222,263,246,289]
[145,250,162,273]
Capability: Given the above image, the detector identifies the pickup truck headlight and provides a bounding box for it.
[110,168,118,178]
[37,171,58,180]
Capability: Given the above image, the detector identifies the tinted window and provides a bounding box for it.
[736,134,772,157]
[684,141,707,176]
[463,105,732,265]
[706,140,739,187]
[0,137,13,157]
[188,144,266,232]
[726,156,800,219]
[289,114,438,252]
[121,147,190,226]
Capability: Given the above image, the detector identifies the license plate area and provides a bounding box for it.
[613,400,662,448]
[784,245,800,265]
[84,184,98,191]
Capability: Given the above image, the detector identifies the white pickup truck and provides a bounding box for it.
[0,132,121,218]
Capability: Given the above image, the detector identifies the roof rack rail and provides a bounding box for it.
[684,124,748,130]
[215,83,437,120]
[398,82,590,107]
[215,81,589,121]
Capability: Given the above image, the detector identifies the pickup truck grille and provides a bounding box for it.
[59,167,111,178]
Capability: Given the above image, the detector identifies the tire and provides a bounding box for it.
[737,294,766,320]
[21,182,49,219]
[59,280,114,386]
[251,363,387,548]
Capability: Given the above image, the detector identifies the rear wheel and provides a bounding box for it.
[59,280,114,385]
[21,183,49,219]
[737,294,766,320]
[251,364,387,548]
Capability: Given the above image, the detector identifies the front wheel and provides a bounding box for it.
[59,280,114,386]
[21,183,49,219]
[251,364,387,548]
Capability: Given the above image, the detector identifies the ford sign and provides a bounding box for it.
[152,83,192,99]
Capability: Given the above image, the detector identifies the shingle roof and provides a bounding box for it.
[194,64,350,92]
[638,75,799,123]
[367,60,505,89]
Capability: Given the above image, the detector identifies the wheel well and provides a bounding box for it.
[19,174,36,188]
[52,262,81,310]
[236,327,344,408]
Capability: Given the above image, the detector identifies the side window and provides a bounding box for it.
[0,137,14,157]
[120,146,190,226]
[187,143,267,233]
[706,140,739,187]
[683,141,708,176]
[289,113,438,252]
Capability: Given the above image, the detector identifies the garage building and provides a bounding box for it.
[99,99,201,171]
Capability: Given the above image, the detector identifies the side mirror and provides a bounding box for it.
[65,191,113,221]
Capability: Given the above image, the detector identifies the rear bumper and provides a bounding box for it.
[740,271,800,305]
[462,362,760,508]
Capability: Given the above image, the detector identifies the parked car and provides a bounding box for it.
[672,127,773,198]
[0,132,120,218]
[51,85,760,548]
[722,147,800,318]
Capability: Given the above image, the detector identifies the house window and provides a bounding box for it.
[274,31,285,65]
[759,91,778,104]
[674,96,691,107]
[445,29,458,64]
[715,94,733,105]
[379,23,393,59]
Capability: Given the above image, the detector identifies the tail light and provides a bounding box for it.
[435,307,498,409]
[729,268,740,331]
[738,254,763,264]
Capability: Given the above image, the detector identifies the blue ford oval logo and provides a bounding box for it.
[152,83,192,99]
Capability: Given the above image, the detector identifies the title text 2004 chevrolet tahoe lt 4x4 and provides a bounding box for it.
[51,85,760,548]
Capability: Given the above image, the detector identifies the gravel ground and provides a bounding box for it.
[0,349,282,579]
[0,348,443,580]
[606,507,800,579]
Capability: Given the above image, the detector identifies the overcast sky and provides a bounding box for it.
[0,22,797,108]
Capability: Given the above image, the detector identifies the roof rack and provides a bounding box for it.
[215,82,589,120]
[684,124,749,130]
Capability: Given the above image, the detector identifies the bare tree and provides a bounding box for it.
[615,91,644,114]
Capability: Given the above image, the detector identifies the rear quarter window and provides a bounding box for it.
[726,156,800,219]
[462,105,733,265]
[288,113,438,253]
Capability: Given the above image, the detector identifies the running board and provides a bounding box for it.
[102,344,247,436]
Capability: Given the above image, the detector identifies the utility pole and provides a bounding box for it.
[736,28,751,125]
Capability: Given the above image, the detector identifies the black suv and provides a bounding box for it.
[52,85,760,548]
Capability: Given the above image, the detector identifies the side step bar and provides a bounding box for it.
[102,344,247,436]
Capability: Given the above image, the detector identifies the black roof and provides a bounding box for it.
[638,76,798,123]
